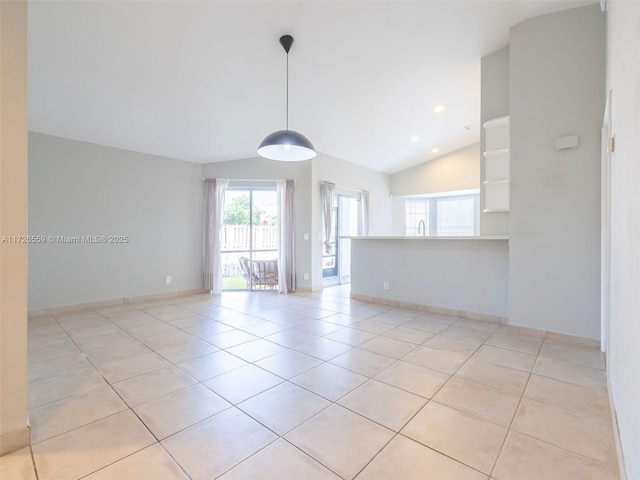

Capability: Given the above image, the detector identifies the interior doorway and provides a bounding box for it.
[221,186,278,290]
[322,194,361,285]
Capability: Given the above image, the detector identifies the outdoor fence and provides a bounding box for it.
[221,225,278,277]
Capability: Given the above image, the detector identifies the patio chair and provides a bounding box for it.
[239,256,279,290]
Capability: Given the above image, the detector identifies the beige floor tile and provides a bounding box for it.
[144,305,193,321]
[402,401,507,475]
[152,338,219,363]
[84,443,189,479]
[285,404,394,480]
[375,361,450,398]
[206,329,259,348]
[402,316,453,332]
[182,320,234,338]
[113,365,197,407]
[126,322,182,340]
[294,337,354,361]
[28,338,80,364]
[238,382,330,435]
[0,447,37,480]
[402,345,470,374]
[493,431,619,480]
[204,364,284,404]
[442,325,493,343]
[512,398,618,466]
[359,336,417,359]
[330,348,397,377]
[32,410,155,480]
[82,340,151,367]
[472,345,536,372]
[382,325,435,344]
[539,341,605,370]
[140,330,197,350]
[338,379,426,431]
[455,358,530,395]
[255,349,324,378]
[69,329,135,351]
[226,338,287,362]
[28,352,93,384]
[161,408,277,480]
[239,320,290,337]
[358,435,488,480]
[433,377,521,426]
[28,365,107,408]
[30,385,127,443]
[424,334,481,355]
[533,357,607,390]
[485,331,543,355]
[135,384,230,439]
[177,350,248,381]
[55,313,110,330]
[525,374,611,419]
[351,318,396,335]
[291,362,368,401]
[324,313,361,326]
[325,327,378,346]
[453,318,499,333]
[295,320,344,336]
[98,351,171,383]
[265,329,319,348]
[219,438,340,480]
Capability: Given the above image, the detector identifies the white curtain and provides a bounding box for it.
[360,189,370,235]
[320,181,335,254]
[277,179,296,293]
[202,178,228,294]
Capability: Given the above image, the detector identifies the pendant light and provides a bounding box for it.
[258,35,316,161]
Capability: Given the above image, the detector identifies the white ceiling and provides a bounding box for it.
[28,0,594,174]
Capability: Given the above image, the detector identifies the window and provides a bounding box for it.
[405,192,479,236]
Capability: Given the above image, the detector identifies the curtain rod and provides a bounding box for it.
[201,178,280,182]
[321,181,365,194]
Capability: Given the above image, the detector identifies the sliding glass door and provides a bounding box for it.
[322,194,360,284]
[221,187,278,290]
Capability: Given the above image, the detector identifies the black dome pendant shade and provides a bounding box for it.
[257,35,316,161]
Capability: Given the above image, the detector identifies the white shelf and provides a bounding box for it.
[482,115,510,129]
[483,115,510,213]
[483,208,510,213]
[483,178,509,185]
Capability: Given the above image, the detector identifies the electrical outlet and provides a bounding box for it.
[303,273,310,280]
[165,276,172,285]
[383,280,390,290]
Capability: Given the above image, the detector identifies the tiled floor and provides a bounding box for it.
[1,286,620,479]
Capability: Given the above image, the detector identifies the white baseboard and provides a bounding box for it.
[0,424,30,456]
[349,293,508,324]
[27,289,208,316]
[607,376,628,480]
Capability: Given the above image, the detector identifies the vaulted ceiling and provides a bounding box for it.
[28,1,593,174]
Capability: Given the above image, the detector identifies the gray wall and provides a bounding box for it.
[351,238,509,318]
[201,156,313,290]
[508,5,605,339]
[480,46,510,236]
[606,1,640,478]
[28,133,204,309]
[390,143,480,197]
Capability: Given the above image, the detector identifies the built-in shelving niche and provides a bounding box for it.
[483,115,510,213]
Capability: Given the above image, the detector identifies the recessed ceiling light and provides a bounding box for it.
[411,135,420,143]
[433,105,445,114]
[432,147,440,154]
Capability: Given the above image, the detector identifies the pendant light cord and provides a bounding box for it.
[286,51,289,131]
